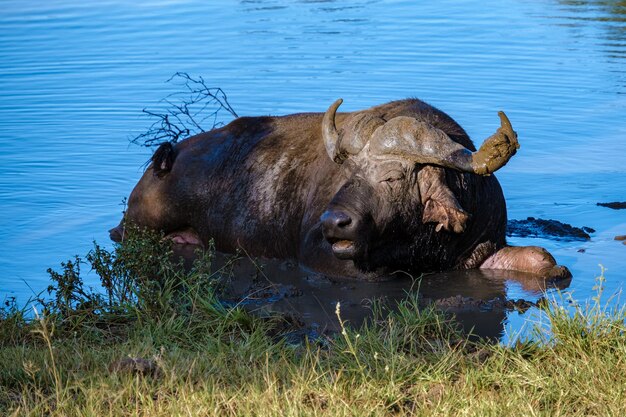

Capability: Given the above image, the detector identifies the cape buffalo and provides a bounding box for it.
[110,98,570,280]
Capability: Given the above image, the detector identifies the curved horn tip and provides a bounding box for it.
[329,98,343,111]
[497,111,513,131]
[497,110,519,149]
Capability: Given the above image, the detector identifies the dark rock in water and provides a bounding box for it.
[597,201,626,210]
[507,217,592,241]
[431,295,535,313]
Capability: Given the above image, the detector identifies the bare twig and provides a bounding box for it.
[132,72,238,147]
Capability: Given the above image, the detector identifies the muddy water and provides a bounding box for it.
[1,0,625,341]
[176,247,570,340]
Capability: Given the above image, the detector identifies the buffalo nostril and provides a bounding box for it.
[335,213,352,228]
[321,210,352,230]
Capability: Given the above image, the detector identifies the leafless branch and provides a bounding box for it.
[132,72,238,147]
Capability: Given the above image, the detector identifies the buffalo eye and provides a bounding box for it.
[381,170,405,183]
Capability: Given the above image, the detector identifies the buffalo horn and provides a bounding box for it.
[322,98,346,164]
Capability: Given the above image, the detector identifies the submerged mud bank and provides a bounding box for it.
[507,217,594,241]
[184,248,571,341]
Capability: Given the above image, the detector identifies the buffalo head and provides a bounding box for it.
[319,98,517,272]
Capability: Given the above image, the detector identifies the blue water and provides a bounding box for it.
[1,0,625,337]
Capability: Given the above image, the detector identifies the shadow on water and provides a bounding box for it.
[557,0,626,24]
[555,0,626,58]
[174,245,571,340]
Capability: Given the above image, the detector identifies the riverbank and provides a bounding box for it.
[1,229,625,416]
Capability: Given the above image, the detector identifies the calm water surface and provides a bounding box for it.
[1,0,625,339]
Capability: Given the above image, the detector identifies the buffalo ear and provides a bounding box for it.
[151,142,177,178]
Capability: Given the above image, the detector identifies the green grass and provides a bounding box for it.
[1,228,625,416]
